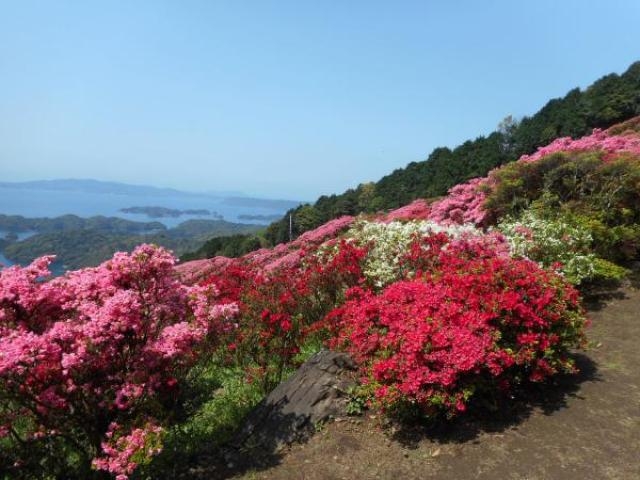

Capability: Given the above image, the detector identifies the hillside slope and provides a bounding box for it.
[264,61,640,242]
[177,115,640,284]
[185,61,640,260]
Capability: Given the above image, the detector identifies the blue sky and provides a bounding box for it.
[1,1,639,200]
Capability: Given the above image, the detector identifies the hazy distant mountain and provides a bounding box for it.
[222,196,306,209]
[203,189,247,197]
[0,179,220,198]
[0,179,304,207]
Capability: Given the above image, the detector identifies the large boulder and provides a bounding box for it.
[231,349,357,452]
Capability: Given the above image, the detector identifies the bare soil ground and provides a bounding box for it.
[196,278,640,480]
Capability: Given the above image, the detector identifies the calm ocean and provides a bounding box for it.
[0,187,286,228]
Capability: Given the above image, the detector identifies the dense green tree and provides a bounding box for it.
[293,205,322,236]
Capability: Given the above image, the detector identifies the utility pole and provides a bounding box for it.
[289,213,293,242]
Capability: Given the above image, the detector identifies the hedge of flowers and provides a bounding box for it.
[179,121,640,425]
[200,239,368,393]
[190,217,587,422]
[422,120,640,274]
[338,219,484,287]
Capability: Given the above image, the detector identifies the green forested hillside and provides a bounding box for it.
[184,61,640,260]
[4,219,260,270]
[0,214,165,234]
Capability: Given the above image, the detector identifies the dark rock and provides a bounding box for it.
[230,350,357,452]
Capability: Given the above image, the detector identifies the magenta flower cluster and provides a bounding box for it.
[382,199,431,222]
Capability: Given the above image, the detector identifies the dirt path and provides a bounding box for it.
[201,282,640,480]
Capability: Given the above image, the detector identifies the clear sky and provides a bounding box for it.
[1,1,639,200]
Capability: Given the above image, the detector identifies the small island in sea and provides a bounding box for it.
[119,206,222,219]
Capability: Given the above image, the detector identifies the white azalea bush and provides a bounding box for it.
[342,220,483,287]
[498,210,626,284]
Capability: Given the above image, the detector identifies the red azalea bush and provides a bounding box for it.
[0,244,237,479]
[205,263,310,391]
[203,239,368,392]
[326,232,587,417]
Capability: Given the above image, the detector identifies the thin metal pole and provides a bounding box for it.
[289,213,293,242]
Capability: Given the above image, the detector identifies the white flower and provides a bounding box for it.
[498,211,597,284]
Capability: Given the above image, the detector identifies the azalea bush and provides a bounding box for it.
[0,245,237,479]
[382,199,431,222]
[428,177,492,226]
[325,232,587,418]
[518,127,640,163]
[203,239,367,392]
[421,127,640,241]
[485,152,639,220]
[417,126,640,267]
[497,210,627,284]
[486,153,640,262]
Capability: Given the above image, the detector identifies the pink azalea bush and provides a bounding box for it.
[0,244,237,479]
[383,199,431,222]
[428,178,492,226]
[92,422,164,480]
[174,256,234,284]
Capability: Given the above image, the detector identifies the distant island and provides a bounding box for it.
[119,206,222,219]
[0,180,304,222]
[238,213,283,222]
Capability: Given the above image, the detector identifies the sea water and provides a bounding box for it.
[0,187,290,228]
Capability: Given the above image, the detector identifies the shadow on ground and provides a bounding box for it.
[388,352,600,449]
[580,262,640,311]
[181,410,312,479]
